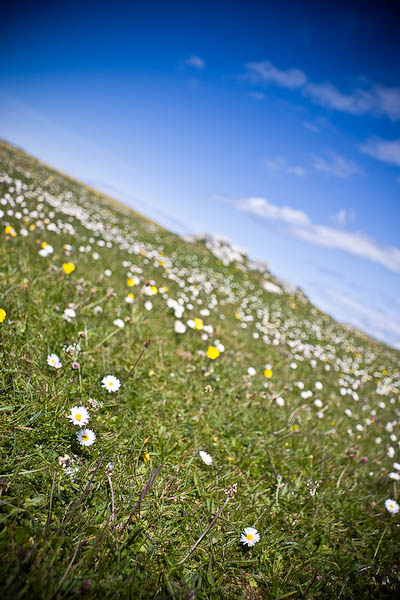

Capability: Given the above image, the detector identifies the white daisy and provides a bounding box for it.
[63,307,76,322]
[247,367,256,377]
[101,375,121,393]
[144,300,153,311]
[276,396,285,407]
[47,353,62,369]
[113,318,125,328]
[174,320,186,334]
[385,498,400,514]
[76,428,96,446]
[199,450,212,465]
[240,526,260,547]
[389,472,400,481]
[68,406,90,426]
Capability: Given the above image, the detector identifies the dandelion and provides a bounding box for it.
[264,368,273,378]
[194,318,204,330]
[113,318,125,328]
[207,346,220,360]
[385,498,400,514]
[69,405,90,426]
[47,353,62,369]
[5,225,16,237]
[101,375,121,392]
[0,308,6,323]
[76,428,96,446]
[63,263,76,274]
[240,527,260,547]
[199,450,212,465]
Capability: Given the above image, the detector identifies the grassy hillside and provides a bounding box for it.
[1,140,399,599]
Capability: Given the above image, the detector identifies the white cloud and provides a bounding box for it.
[312,154,364,178]
[360,138,400,167]
[264,156,307,177]
[290,225,400,273]
[243,60,400,121]
[331,208,355,227]
[303,82,374,115]
[245,60,307,90]
[236,197,311,226]
[335,209,347,227]
[182,56,205,70]
[224,195,400,274]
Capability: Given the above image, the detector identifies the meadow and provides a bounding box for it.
[0,139,399,599]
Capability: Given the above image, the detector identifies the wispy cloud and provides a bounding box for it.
[291,225,400,273]
[331,208,355,227]
[235,196,311,226]
[264,153,362,179]
[321,289,400,347]
[360,138,400,167]
[264,156,307,177]
[223,195,400,273]
[181,55,205,70]
[312,154,364,178]
[243,59,400,121]
[245,60,307,89]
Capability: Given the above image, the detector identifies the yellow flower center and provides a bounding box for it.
[246,534,254,541]
[75,414,81,421]
[82,434,89,441]
[108,382,113,386]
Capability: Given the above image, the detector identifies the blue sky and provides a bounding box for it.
[1,0,400,347]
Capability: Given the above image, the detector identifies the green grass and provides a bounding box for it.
[0,139,399,599]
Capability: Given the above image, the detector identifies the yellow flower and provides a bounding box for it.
[143,451,150,463]
[127,278,134,287]
[194,317,204,330]
[235,313,241,319]
[207,346,220,360]
[127,293,134,299]
[264,368,273,379]
[63,263,76,275]
[150,285,158,295]
[41,241,48,248]
[0,308,6,323]
[5,225,16,237]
